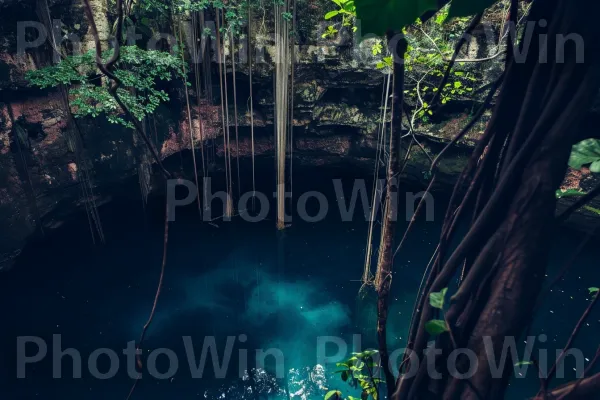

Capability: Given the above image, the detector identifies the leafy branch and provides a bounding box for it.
[27,47,184,129]
[326,350,383,400]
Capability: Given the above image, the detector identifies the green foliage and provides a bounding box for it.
[555,188,600,215]
[514,361,533,367]
[325,0,357,27]
[325,10,341,19]
[26,51,94,87]
[26,46,184,129]
[584,206,600,216]
[322,25,340,38]
[354,0,438,37]
[555,189,585,199]
[139,0,171,13]
[322,0,357,40]
[174,0,211,12]
[402,10,478,121]
[171,0,253,33]
[325,390,343,400]
[429,287,448,309]
[426,287,449,336]
[569,139,600,172]
[434,6,449,25]
[425,319,449,336]
[589,287,600,294]
[448,0,498,18]
[375,56,392,70]
[371,41,383,56]
[328,350,382,400]
[321,1,488,124]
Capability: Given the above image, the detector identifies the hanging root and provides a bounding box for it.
[537,290,600,397]
[289,0,297,208]
[39,0,104,243]
[274,0,291,230]
[362,69,392,289]
[248,3,256,210]
[395,0,600,398]
[215,10,234,217]
[81,3,174,399]
[177,20,202,217]
[393,70,505,260]
[230,30,242,200]
[374,34,407,400]
[191,11,207,178]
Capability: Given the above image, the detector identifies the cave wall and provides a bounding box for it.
[0,0,597,271]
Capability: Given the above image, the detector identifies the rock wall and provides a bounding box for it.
[0,0,597,270]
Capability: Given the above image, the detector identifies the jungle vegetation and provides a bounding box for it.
[24,0,600,399]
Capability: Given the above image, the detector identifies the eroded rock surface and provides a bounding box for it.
[0,0,597,270]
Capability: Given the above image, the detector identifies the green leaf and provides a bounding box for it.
[584,205,600,216]
[425,319,449,336]
[448,0,497,18]
[343,0,356,12]
[589,287,600,294]
[429,287,448,309]
[591,160,600,173]
[354,0,438,38]
[514,361,533,367]
[569,139,600,170]
[435,8,448,25]
[372,42,383,55]
[325,10,340,19]
[325,390,342,400]
[555,189,585,199]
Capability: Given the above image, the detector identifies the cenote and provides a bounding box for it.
[1,160,599,400]
[2,0,600,398]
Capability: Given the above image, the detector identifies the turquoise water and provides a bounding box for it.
[1,161,598,399]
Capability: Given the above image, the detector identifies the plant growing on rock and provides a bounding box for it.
[555,139,600,215]
[569,138,600,173]
[324,0,357,31]
[322,0,495,124]
[26,46,185,129]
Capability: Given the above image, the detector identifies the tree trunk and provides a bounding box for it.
[376,34,407,400]
[395,0,600,399]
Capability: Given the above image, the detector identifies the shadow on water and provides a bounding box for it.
[0,158,598,399]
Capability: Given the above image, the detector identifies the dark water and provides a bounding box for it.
[1,161,598,399]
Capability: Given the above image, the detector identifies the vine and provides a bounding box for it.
[26,46,185,129]
[321,0,508,123]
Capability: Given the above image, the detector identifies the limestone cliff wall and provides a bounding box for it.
[0,0,597,270]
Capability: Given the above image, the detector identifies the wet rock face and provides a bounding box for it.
[0,0,598,270]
